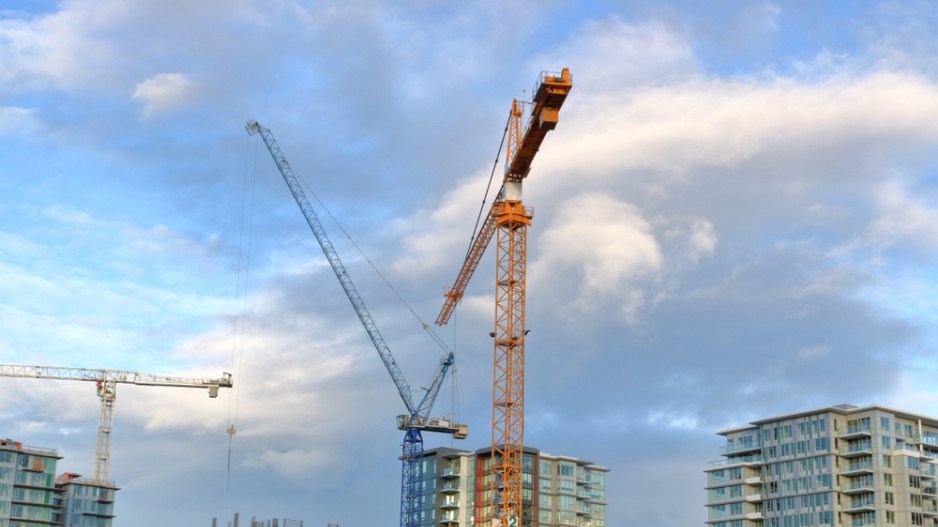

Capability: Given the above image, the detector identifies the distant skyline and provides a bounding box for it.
[3,1,938,526]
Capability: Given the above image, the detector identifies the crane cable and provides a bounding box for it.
[441,108,513,431]
[292,173,454,355]
[226,134,258,491]
[463,111,511,263]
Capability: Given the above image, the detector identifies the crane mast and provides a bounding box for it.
[0,364,233,481]
[437,69,572,527]
[246,120,467,527]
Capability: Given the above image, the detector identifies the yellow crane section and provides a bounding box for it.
[436,69,572,327]
[436,68,572,527]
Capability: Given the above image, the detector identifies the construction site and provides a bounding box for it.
[0,69,608,527]
[6,3,938,527]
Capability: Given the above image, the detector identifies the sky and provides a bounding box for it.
[3,0,938,525]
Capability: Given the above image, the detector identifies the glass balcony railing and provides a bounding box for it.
[720,442,762,455]
[839,425,872,438]
[844,459,874,473]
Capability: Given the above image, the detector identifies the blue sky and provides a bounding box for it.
[4,1,938,525]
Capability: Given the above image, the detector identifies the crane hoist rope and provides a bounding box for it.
[226,134,261,492]
[292,170,453,355]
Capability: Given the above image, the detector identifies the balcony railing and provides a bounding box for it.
[707,454,763,468]
[839,425,872,438]
[720,442,762,455]
[843,459,874,474]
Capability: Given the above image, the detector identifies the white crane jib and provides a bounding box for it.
[0,364,233,482]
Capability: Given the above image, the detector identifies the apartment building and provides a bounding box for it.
[705,405,938,527]
[56,472,117,527]
[420,446,608,527]
[0,439,117,527]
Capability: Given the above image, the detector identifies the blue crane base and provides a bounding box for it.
[401,428,424,527]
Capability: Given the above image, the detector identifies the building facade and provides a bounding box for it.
[420,446,608,527]
[0,439,117,527]
[56,473,117,527]
[705,405,938,527]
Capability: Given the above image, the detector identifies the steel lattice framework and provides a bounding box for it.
[246,120,467,527]
[436,68,572,527]
[0,365,232,481]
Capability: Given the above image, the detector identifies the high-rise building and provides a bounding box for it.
[56,472,117,527]
[705,404,938,527]
[420,446,608,527]
[0,439,62,526]
[0,439,117,527]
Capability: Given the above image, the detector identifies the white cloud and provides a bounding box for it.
[531,192,661,322]
[243,447,345,479]
[534,16,698,93]
[798,345,830,359]
[541,72,938,180]
[0,106,40,135]
[132,72,197,119]
[863,181,938,254]
[0,2,126,91]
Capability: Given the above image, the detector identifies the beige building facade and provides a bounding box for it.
[421,446,608,527]
[706,405,938,527]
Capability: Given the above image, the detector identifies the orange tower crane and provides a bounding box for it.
[436,68,572,527]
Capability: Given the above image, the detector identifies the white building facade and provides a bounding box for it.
[706,405,938,527]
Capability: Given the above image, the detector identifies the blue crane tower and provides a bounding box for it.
[246,120,468,527]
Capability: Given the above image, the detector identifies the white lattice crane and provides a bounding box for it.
[0,364,233,481]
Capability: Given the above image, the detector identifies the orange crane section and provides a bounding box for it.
[435,69,572,327]
[437,68,572,527]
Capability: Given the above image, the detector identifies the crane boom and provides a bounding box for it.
[435,206,497,326]
[245,120,417,415]
[436,69,573,327]
[0,364,232,481]
[246,120,466,527]
[0,365,233,393]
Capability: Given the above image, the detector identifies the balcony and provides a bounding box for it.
[840,442,873,458]
[707,455,764,469]
[923,463,938,479]
[839,425,872,439]
[842,459,874,475]
[843,479,875,495]
[745,493,762,503]
[721,442,762,455]
[442,482,460,494]
[744,476,762,486]
[844,497,876,513]
[746,512,764,521]
[441,468,460,478]
[440,500,459,510]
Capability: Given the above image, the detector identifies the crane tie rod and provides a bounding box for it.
[464,111,512,263]
[295,175,454,355]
